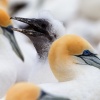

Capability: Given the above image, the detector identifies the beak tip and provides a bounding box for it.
[21,56,24,62]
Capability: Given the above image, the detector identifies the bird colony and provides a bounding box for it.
[0,0,100,100]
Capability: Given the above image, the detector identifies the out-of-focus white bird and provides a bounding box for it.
[0,2,24,97]
[79,0,100,20]
[8,0,80,28]
[39,34,100,100]
[3,82,69,100]
[8,0,42,27]
[40,0,80,24]
[11,11,66,84]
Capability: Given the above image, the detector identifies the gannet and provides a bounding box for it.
[0,7,24,97]
[39,34,100,100]
[11,11,65,83]
[4,82,69,100]
[0,3,24,61]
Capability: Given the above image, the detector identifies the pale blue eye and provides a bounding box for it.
[83,50,91,56]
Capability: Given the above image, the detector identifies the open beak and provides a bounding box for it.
[2,25,24,61]
[77,54,100,69]
[10,17,53,41]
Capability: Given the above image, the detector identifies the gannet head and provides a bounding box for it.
[48,34,100,81]
[11,11,65,42]
[0,8,24,61]
[6,82,68,100]
[6,83,40,100]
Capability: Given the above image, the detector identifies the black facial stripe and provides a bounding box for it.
[94,55,100,60]
[76,53,97,57]
[79,56,88,64]
[2,26,14,34]
[39,90,47,98]
[89,58,100,65]
[76,55,100,66]
[76,56,94,66]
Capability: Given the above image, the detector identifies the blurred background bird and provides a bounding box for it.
[4,82,69,100]
[0,0,26,97]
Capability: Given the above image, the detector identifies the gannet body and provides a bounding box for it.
[40,67,100,100]
[11,11,65,84]
[39,34,100,100]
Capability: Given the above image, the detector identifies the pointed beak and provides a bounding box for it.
[2,25,24,61]
[77,54,100,69]
[10,17,53,41]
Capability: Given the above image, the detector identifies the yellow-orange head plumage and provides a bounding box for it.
[48,34,93,81]
[6,83,40,100]
[0,8,12,27]
[0,0,8,8]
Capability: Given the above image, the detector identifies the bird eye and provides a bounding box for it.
[83,50,91,56]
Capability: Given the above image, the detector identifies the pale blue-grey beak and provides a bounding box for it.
[76,52,100,69]
[2,25,24,61]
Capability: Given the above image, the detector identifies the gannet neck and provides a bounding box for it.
[29,36,51,60]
